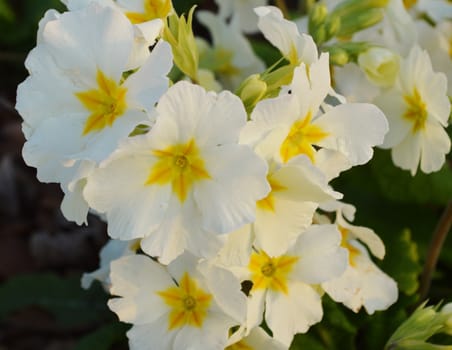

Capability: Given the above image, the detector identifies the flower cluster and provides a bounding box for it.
[16,0,451,349]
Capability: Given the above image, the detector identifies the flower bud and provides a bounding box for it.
[163,6,199,81]
[386,302,452,349]
[338,8,384,37]
[328,47,350,66]
[358,47,400,87]
[236,74,267,114]
[440,303,452,336]
[309,3,328,31]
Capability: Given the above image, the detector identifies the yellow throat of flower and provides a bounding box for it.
[256,176,287,212]
[145,139,211,203]
[157,272,212,330]
[249,251,298,295]
[403,0,417,9]
[126,0,172,23]
[403,88,428,133]
[280,112,329,163]
[75,70,127,136]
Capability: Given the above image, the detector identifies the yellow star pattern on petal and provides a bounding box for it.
[249,251,299,295]
[403,88,428,134]
[75,70,127,136]
[280,112,329,163]
[145,139,211,203]
[157,272,212,331]
[256,176,287,212]
[126,0,172,23]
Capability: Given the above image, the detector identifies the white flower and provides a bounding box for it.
[197,10,265,91]
[108,253,246,350]
[217,155,342,264]
[374,46,451,175]
[416,20,452,96]
[84,81,270,264]
[320,202,398,314]
[245,225,348,346]
[81,238,139,291]
[242,53,388,180]
[254,6,318,66]
[16,4,172,224]
[214,0,269,34]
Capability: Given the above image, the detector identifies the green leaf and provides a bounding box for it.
[371,149,452,206]
[74,322,130,350]
[291,333,328,350]
[381,229,422,296]
[0,273,111,327]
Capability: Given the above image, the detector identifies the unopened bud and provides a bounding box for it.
[309,3,328,29]
[309,3,329,45]
[358,47,400,87]
[236,75,268,114]
[325,15,341,39]
[338,8,384,37]
[328,47,349,66]
[163,6,199,81]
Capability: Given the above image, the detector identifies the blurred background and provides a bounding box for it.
[0,0,450,349]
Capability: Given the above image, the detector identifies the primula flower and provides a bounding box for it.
[16,5,172,224]
[244,225,348,346]
[254,6,318,66]
[61,0,166,70]
[197,11,265,91]
[319,202,398,314]
[84,81,270,264]
[217,154,342,263]
[108,253,247,350]
[416,20,452,97]
[374,46,451,175]
[242,53,388,180]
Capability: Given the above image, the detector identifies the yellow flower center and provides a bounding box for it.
[145,139,211,203]
[256,177,287,212]
[280,112,329,163]
[248,251,299,294]
[126,0,172,23]
[75,70,127,136]
[403,88,428,133]
[226,340,254,350]
[157,272,212,330]
[338,226,360,267]
[403,0,417,9]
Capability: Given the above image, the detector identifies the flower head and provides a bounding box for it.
[84,81,270,263]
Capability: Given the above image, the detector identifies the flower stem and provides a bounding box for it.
[418,201,452,301]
